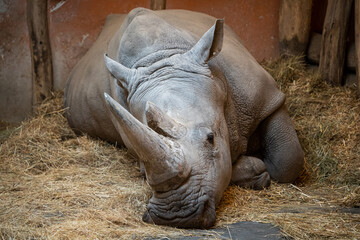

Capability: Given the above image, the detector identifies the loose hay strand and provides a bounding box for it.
[1,56,360,239]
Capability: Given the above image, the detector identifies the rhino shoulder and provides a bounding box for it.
[218,43,285,159]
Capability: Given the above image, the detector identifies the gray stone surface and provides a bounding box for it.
[148,221,284,239]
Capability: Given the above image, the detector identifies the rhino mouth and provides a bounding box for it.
[142,194,216,228]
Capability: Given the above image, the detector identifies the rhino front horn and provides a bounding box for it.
[104,93,191,191]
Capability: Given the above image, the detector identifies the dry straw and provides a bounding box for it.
[1,56,359,239]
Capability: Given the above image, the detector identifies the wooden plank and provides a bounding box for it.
[27,0,53,106]
[150,0,166,10]
[279,0,312,56]
[307,32,357,71]
[319,0,353,86]
[355,0,360,94]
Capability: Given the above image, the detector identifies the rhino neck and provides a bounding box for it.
[130,48,188,68]
[117,9,195,69]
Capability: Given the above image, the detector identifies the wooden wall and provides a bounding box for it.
[0,0,32,122]
[166,0,281,61]
[1,0,280,122]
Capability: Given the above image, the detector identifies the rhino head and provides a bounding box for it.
[103,20,231,228]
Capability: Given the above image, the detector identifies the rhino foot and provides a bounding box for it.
[231,156,271,190]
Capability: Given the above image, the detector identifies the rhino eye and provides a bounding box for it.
[207,132,214,144]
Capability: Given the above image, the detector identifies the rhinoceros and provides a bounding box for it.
[64,8,304,228]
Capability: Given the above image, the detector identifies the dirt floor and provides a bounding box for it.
[0,56,359,239]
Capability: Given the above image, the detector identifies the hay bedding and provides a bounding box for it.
[0,57,359,239]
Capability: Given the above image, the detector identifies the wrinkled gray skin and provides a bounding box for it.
[64,8,304,228]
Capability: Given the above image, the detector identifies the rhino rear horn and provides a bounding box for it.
[104,93,190,190]
[145,101,186,139]
[104,54,134,88]
[186,19,224,64]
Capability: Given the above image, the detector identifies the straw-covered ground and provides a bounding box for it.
[0,56,359,239]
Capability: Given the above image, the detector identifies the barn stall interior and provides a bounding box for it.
[0,0,359,239]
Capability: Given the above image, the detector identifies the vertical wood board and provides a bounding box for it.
[27,0,53,106]
[319,0,353,86]
[150,0,166,10]
[355,0,360,94]
[279,0,313,55]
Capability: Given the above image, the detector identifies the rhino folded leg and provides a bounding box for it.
[231,156,271,190]
[259,105,304,183]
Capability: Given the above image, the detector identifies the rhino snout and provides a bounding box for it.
[142,198,216,229]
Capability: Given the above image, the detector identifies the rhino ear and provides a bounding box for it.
[145,101,187,139]
[104,53,134,88]
[186,19,224,64]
